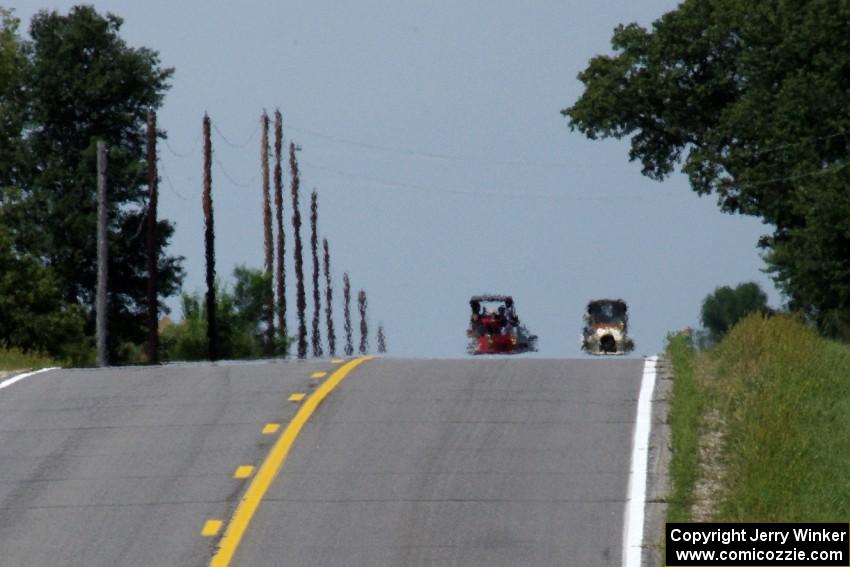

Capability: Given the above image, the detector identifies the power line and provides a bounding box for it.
[299,159,677,202]
[287,122,850,169]
[286,124,582,169]
[162,136,196,159]
[159,160,189,200]
[212,121,261,149]
[213,156,257,188]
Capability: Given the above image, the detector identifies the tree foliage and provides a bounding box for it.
[564,0,850,336]
[701,281,769,343]
[0,226,88,362]
[0,7,183,361]
[162,266,286,361]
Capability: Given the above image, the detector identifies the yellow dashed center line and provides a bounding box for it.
[288,393,306,402]
[261,423,280,435]
[202,520,223,537]
[233,465,255,479]
[209,356,373,567]
[310,371,327,379]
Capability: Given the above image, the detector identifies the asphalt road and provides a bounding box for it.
[0,357,645,566]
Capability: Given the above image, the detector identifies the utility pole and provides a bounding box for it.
[273,110,286,352]
[310,189,322,357]
[146,110,159,364]
[377,324,386,354]
[343,272,353,356]
[203,113,219,361]
[96,141,109,367]
[323,238,336,357]
[260,111,275,354]
[290,142,307,359]
[358,289,368,355]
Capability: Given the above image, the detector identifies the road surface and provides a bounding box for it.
[0,357,646,566]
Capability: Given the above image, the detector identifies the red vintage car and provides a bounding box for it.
[467,295,537,354]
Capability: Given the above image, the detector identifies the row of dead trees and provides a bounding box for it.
[196,110,386,361]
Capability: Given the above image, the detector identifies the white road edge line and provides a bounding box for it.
[0,367,59,390]
[623,355,658,567]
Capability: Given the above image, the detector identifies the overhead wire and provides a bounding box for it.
[159,159,189,201]
[286,123,581,169]
[213,156,257,188]
[212,121,261,149]
[154,117,850,202]
[299,159,678,202]
[286,122,850,169]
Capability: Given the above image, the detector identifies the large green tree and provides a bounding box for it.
[0,6,183,361]
[564,0,850,337]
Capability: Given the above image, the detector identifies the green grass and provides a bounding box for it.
[665,333,702,523]
[665,313,850,523]
[708,314,850,520]
[0,345,56,371]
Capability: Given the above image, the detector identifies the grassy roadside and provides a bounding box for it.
[0,346,56,372]
[665,313,850,522]
[665,333,701,523]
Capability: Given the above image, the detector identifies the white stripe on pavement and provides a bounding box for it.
[623,355,658,567]
[0,367,59,390]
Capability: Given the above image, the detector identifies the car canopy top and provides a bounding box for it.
[470,294,513,303]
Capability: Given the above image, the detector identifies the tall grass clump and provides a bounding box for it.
[0,346,55,371]
[665,332,701,523]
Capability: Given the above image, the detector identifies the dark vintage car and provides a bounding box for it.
[467,295,537,354]
[581,299,635,355]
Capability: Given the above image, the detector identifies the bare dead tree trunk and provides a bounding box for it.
[145,110,159,364]
[274,109,286,353]
[358,289,368,355]
[310,189,323,357]
[260,111,275,355]
[203,113,218,361]
[323,238,336,357]
[377,324,386,354]
[290,142,307,359]
[343,272,353,356]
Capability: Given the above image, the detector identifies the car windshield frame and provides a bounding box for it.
[587,301,627,324]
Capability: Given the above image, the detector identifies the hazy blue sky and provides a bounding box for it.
[14,1,780,357]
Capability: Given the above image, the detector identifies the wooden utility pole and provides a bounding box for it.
[290,142,307,359]
[343,272,353,356]
[358,289,368,355]
[260,111,275,354]
[273,110,286,350]
[145,110,159,364]
[377,324,386,354]
[203,113,219,361]
[96,141,109,367]
[310,189,322,357]
[323,238,336,357]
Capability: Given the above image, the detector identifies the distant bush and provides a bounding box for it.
[700,282,769,344]
[161,266,288,362]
